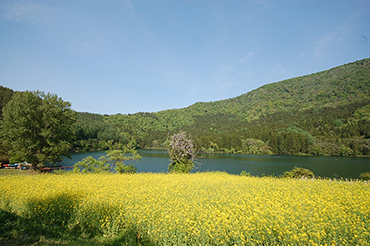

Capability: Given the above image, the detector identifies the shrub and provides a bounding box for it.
[240,171,251,177]
[359,171,370,180]
[283,166,314,179]
[73,141,141,174]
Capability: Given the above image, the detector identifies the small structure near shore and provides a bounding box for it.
[39,166,74,173]
[0,161,31,170]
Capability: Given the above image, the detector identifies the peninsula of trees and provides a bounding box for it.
[1,58,370,161]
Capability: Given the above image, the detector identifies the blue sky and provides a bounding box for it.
[1,0,369,115]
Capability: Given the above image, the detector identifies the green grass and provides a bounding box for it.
[0,169,38,176]
[0,208,143,246]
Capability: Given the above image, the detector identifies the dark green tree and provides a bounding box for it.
[0,86,15,163]
[1,91,76,170]
[0,86,14,118]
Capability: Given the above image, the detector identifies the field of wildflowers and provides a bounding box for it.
[0,172,369,245]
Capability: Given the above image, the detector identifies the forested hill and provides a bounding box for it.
[1,58,370,157]
[105,58,370,156]
[159,58,370,123]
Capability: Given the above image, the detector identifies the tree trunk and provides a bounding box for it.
[31,163,38,171]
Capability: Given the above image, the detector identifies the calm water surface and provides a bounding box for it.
[61,149,370,179]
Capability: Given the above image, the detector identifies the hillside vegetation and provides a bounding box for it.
[1,58,369,158]
[104,58,370,156]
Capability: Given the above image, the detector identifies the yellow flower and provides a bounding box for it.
[1,172,369,245]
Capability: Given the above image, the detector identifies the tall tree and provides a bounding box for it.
[168,131,196,173]
[1,91,76,170]
[0,86,14,118]
[0,86,15,163]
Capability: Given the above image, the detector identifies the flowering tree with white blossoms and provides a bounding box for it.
[168,131,196,173]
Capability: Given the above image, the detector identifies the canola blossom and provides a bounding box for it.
[0,172,369,245]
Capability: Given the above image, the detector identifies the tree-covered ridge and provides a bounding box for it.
[103,58,370,156]
[184,58,370,121]
[73,112,125,152]
[107,58,370,131]
[1,58,369,158]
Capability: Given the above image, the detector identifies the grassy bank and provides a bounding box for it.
[0,168,38,176]
[0,172,369,245]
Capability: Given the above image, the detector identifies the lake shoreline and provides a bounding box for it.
[55,150,370,179]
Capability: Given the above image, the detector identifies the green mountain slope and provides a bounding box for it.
[107,58,370,134]
[177,58,370,121]
[1,58,369,157]
[105,58,370,156]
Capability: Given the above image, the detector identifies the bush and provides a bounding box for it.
[240,171,251,177]
[73,141,141,174]
[283,166,314,179]
[359,172,370,180]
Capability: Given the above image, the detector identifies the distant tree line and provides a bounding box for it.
[73,112,127,152]
[2,90,368,163]
[103,101,369,157]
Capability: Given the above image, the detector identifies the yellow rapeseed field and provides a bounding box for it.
[0,172,369,245]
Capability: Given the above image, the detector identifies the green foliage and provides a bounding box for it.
[0,86,14,118]
[241,138,272,155]
[168,161,194,174]
[168,132,196,173]
[240,171,251,176]
[52,169,68,175]
[1,91,76,170]
[0,140,10,164]
[74,112,125,152]
[73,141,141,174]
[99,58,370,157]
[3,58,369,158]
[283,166,315,179]
[73,156,110,174]
[0,87,18,163]
[359,172,370,180]
[0,196,114,246]
[104,141,141,173]
[354,104,370,121]
[334,119,346,127]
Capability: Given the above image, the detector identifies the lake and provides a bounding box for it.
[60,149,370,179]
